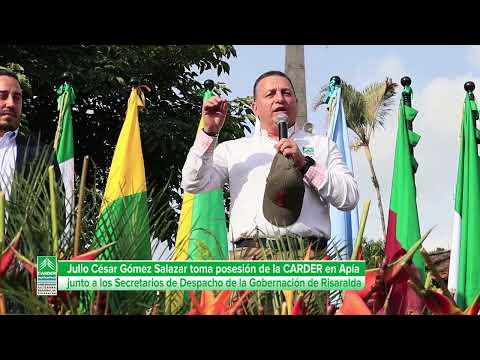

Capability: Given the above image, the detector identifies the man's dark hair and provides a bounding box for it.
[0,69,20,82]
[253,70,296,99]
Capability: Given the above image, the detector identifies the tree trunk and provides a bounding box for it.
[364,145,387,241]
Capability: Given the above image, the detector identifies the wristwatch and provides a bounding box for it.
[300,156,316,175]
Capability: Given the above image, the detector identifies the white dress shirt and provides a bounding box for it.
[0,129,18,201]
[181,125,359,248]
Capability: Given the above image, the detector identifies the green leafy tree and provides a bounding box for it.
[1,45,249,245]
[362,238,385,269]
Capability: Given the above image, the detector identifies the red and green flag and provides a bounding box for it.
[447,85,480,310]
[385,83,425,313]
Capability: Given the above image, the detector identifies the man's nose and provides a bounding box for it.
[273,91,285,102]
[4,95,16,108]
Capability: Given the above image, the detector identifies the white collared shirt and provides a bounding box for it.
[181,125,359,249]
[0,129,18,201]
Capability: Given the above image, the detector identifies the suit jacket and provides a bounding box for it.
[8,132,66,239]
[15,132,62,182]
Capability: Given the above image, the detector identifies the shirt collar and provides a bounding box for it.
[0,128,18,147]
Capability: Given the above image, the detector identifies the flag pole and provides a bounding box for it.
[49,166,59,257]
[401,76,412,107]
[74,156,89,256]
[401,76,416,172]
[325,75,341,128]
[465,81,476,102]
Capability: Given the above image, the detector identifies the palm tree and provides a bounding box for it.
[314,78,398,240]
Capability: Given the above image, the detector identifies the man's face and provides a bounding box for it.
[0,75,23,135]
[252,75,297,129]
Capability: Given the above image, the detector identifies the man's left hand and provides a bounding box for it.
[274,139,306,170]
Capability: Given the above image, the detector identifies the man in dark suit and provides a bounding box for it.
[1,68,62,191]
[0,68,24,199]
[0,69,64,237]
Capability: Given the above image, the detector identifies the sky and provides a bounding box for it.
[191,45,480,252]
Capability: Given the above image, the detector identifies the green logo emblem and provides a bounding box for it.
[302,146,314,156]
[37,256,57,296]
[39,256,56,271]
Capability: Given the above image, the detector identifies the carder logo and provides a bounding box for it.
[39,257,56,271]
[36,256,57,296]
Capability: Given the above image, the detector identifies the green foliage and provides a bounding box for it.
[1,157,336,315]
[0,144,175,315]
[0,45,247,244]
[0,62,32,95]
[228,95,256,134]
[2,157,345,315]
[231,235,347,315]
[362,238,385,269]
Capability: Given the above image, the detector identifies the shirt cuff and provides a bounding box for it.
[193,129,217,156]
[303,163,327,191]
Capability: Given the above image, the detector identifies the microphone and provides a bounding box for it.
[275,113,289,140]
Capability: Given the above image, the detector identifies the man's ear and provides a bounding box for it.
[251,98,258,117]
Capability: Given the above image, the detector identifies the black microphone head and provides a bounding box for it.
[275,112,289,125]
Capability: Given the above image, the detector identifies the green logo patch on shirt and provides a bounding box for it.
[302,146,315,156]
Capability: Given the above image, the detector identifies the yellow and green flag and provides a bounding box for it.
[167,84,228,314]
[95,87,151,260]
[173,87,228,261]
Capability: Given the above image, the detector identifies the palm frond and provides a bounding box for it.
[361,78,398,140]
[2,137,177,315]
[314,78,398,147]
[312,83,331,111]
[340,81,368,145]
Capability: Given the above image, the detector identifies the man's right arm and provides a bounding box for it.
[181,130,228,194]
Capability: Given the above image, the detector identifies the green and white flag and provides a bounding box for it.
[448,88,480,309]
[55,82,75,242]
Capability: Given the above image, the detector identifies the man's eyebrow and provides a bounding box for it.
[0,90,22,96]
[264,86,292,93]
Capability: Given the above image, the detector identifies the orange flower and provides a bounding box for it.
[356,269,379,299]
[0,246,16,278]
[0,231,22,278]
[415,289,480,315]
[187,290,251,315]
[336,291,371,315]
[291,295,304,315]
[70,242,116,261]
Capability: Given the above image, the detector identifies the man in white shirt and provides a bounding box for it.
[181,71,359,256]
